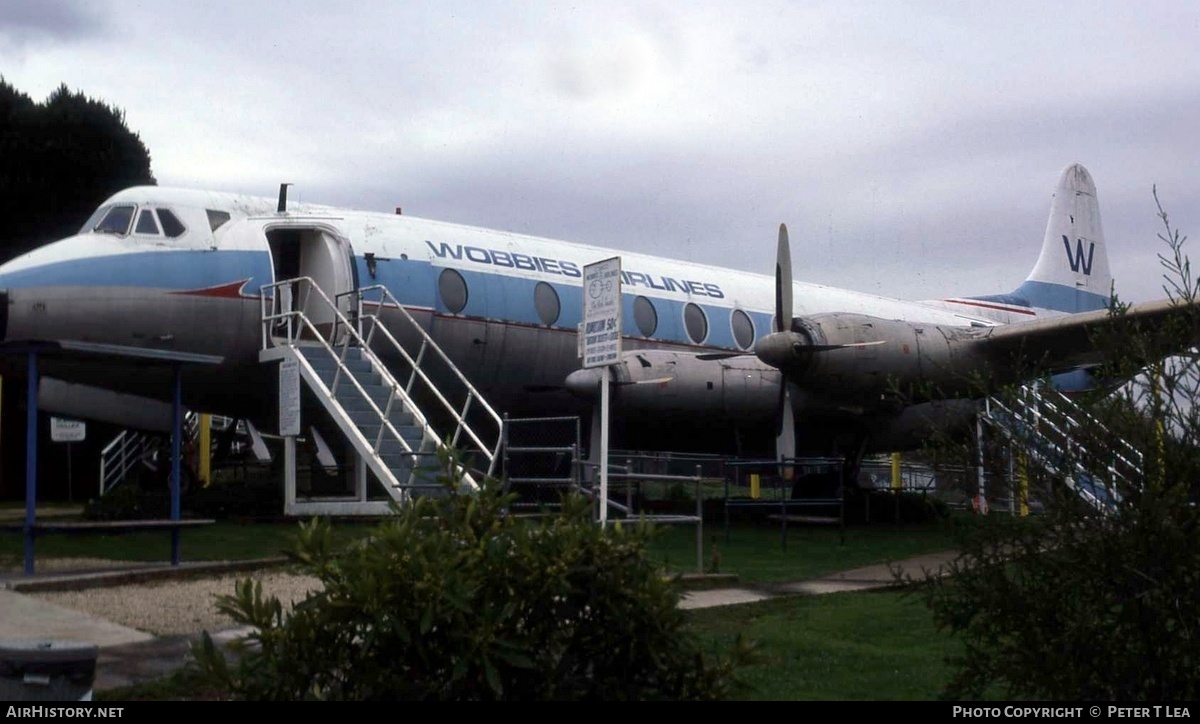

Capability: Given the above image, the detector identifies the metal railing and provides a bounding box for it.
[261,276,450,492]
[346,284,504,478]
[984,384,1144,510]
[99,429,155,495]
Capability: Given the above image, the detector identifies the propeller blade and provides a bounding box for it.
[774,224,797,478]
[616,376,673,386]
[776,383,796,479]
[775,223,793,333]
[808,340,887,352]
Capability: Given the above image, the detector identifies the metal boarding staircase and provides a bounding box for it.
[99,429,157,495]
[259,276,504,516]
[982,384,1144,512]
[98,413,268,495]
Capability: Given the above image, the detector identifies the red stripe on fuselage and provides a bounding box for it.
[942,299,1037,316]
[169,279,256,299]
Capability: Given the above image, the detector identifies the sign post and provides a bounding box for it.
[279,357,301,437]
[582,257,622,527]
[50,417,86,502]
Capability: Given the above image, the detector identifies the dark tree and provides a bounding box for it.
[0,78,155,261]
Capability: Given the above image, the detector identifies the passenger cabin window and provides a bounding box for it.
[157,209,187,238]
[135,209,161,235]
[633,296,657,337]
[438,268,468,314]
[207,209,232,232]
[94,205,136,235]
[534,282,561,326]
[684,303,708,344]
[731,309,755,350]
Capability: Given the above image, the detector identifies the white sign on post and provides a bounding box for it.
[582,257,622,368]
[50,417,86,443]
[582,257,621,528]
[279,357,301,437]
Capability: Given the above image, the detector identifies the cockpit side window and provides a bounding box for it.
[94,205,136,235]
[135,209,161,235]
[157,208,187,238]
[207,209,232,232]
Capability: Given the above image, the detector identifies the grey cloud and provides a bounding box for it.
[0,0,106,44]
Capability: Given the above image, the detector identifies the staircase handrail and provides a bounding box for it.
[348,284,504,477]
[985,385,1143,509]
[260,278,427,465]
[99,429,153,495]
[1033,387,1145,484]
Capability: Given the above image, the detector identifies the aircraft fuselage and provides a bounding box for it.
[0,185,1067,457]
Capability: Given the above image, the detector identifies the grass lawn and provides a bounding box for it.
[2,505,958,584]
[644,519,957,584]
[686,589,960,700]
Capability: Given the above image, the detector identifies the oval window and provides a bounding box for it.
[732,309,755,350]
[633,296,657,337]
[534,281,560,326]
[684,303,708,344]
[438,268,468,314]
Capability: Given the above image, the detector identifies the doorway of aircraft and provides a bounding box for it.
[266,226,357,342]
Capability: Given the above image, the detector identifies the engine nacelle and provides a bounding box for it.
[763,313,993,406]
[564,349,782,421]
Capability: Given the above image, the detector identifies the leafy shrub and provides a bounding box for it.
[193,451,754,700]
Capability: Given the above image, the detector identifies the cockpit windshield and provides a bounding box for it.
[78,204,189,239]
[93,205,136,235]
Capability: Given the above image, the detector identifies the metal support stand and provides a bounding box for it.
[170,364,182,565]
[23,351,38,576]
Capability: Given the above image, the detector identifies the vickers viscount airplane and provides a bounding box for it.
[0,163,1187,488]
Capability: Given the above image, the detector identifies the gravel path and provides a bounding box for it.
[22,562,322,637]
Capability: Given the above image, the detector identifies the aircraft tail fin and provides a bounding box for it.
[1009,163,1113,315]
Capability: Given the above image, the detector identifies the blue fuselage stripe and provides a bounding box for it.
[970,280,1109,314]
[0,250,275,295]
[0,250,769,351]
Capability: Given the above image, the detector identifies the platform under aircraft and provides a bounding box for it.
[0,163,1190,483]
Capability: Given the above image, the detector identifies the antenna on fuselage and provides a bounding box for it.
[277,183,293,213]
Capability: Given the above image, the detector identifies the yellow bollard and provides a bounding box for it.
[198,414,212,488]
[891,452,901,491]
[749,473,760,500]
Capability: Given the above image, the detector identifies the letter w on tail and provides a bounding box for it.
[1062,235,1095,275]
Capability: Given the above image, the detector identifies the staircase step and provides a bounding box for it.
[358,423,426,449]
[344,407,415,429]
[300,347,376,376]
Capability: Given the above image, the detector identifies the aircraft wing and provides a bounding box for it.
[974,297,1200,375]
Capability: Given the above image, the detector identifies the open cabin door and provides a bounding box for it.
[267,225,357,343]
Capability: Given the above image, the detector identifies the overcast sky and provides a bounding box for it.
[3,0,1198,304]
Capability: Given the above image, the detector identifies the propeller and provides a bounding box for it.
[775,223,793,334]
[774,224,797,472]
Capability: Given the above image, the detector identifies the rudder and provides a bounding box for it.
[1012,163,1113,314]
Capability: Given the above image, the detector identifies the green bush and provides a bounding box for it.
[193,451,754,700]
